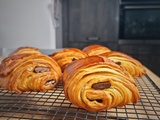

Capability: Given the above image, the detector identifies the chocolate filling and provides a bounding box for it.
[45,80,56,86]
[72,58,77,61]
[115,61,121,65]
[92,81,111,90]
[96,99,103,103]
[34,67,50,73]
[89,99,103,103]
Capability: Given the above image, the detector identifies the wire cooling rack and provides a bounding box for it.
[0,75,160,120]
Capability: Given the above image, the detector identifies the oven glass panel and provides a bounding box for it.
[120,7,160,39]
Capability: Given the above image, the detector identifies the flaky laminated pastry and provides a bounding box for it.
[50,48,88,72]
[9,46,41,56]
[101,51,146,78]
[83,44,111,56]
[0,53,62,93]
[63,56,140,112]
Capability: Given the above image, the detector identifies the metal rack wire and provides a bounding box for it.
[0,75,160,120]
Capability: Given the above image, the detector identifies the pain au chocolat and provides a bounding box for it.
[83,44,111,56]
[9,46,41,56]
[0,47,62,93]
[101,51,146,78]
[63,56,140,112]
[49,48,88,72]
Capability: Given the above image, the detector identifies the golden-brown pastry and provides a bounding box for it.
[9,46,41,56]
[0,53,62,93]
[83,44,111,56]
[101,51,146,78]
[63,56,140,112]
[49,48,88,72]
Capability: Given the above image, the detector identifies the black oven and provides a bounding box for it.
[119,0,160,44]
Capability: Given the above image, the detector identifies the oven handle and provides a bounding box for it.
[86,37,100,41]
[125,5,160,9]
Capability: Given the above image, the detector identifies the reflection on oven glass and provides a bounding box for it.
[119,0,160,40]
[124,9,160,39]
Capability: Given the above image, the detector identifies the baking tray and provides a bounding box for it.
[0,75,159,120]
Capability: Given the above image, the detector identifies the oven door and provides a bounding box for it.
[119,1,160,44]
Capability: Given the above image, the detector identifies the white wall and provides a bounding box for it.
[0,0,56,49]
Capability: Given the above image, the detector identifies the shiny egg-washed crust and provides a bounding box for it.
[63,56,140,112]
[83,44,111,56]
[50,48,88,72]
[101,51,146,78]
[0,53,62,93]
[9,46,41,56]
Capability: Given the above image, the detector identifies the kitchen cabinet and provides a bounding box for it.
[62,0,119,49]
[62,0,160,77]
